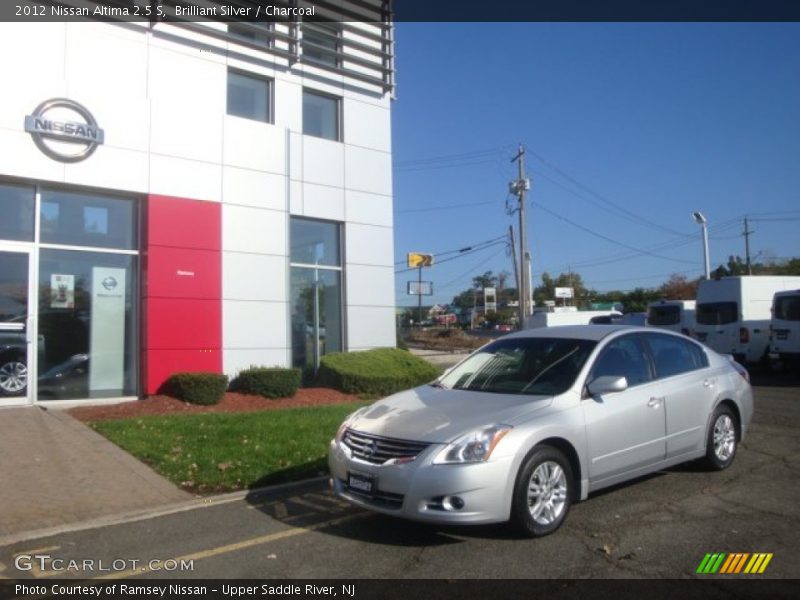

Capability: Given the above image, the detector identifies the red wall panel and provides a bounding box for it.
[146,246,221,299]
[147,195,221,251]
[143,195,222,394]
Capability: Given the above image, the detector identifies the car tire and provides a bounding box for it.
[0,358,28,397]
[702,404,739,471]
[511,446,573,537]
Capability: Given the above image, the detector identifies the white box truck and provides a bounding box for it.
[646,300,696,336]
[694,276,800,364]
[769,288,800,368]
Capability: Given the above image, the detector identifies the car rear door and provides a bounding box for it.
[644,333,716,459]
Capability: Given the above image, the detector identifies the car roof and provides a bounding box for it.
[507,324,646,342]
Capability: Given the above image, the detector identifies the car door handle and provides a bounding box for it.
[703,379,714,388]
[647,397,663,408]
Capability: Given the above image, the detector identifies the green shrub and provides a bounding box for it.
[317,348,440,397]
[231,367,301,399]
[167,372,228,406]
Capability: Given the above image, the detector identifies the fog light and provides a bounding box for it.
[442,496,465,511]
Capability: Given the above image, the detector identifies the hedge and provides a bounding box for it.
[230,367,302,399]
[317,347,440,396]
[167,372,228,406]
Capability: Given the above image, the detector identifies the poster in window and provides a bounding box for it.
[50,274,75,309]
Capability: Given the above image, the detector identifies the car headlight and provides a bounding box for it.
[433,425,513,464]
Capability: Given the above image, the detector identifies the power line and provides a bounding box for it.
[525,147,687,237]
[395,199,498,214]
[393,234,507,266]
[394,240,509,274]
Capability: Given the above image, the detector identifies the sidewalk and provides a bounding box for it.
[0,405,191,542]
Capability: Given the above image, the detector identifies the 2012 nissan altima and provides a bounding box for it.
[328,325,753,536]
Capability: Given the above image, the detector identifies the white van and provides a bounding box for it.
[524,309,622,329]
[769,289,800,367]
[694,276,800,364]
[646,300,696,336]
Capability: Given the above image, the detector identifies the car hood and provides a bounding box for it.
[347,385,553,443]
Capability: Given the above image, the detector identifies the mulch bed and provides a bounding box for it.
[68,388,362,422]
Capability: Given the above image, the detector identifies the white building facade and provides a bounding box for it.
[0,1,396,404]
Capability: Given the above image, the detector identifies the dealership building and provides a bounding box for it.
[0,1,396,405]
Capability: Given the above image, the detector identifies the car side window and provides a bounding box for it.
[645,333,707,378]
[589,335,653,387]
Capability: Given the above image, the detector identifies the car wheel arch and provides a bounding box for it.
[710,399,741,442]
[513,437,583,504]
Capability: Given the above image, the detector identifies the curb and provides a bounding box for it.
[0,476,329,548]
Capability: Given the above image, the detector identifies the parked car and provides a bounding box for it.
[525,309,622,329]
[0,329,27,396]
[329,325,752,537]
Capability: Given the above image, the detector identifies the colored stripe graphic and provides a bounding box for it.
[698,552,772,574]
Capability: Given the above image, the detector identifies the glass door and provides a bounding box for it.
[0,248,33,404]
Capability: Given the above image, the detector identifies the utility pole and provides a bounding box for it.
[508,225,520,322]
[743,217,753,275]
[510,145,531,328]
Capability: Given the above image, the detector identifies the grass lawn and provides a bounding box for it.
[90,401,368,493]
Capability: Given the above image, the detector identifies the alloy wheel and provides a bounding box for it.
[527,460,568,525]
[0,361,28,394]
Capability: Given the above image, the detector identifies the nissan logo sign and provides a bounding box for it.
[24,98,104,163]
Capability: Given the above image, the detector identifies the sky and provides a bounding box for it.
[390,23,800,307]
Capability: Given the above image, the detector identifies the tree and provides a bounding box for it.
[659,273,699,300]
[471,270,498,290]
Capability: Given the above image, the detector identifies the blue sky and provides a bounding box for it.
[390,23,800,306]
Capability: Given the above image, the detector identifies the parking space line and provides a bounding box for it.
[94,513,367,580]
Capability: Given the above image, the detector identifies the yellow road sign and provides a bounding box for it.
[407,252,434,268]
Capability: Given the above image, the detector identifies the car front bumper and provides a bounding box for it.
[328,439,515,525]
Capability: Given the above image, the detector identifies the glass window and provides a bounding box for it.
[290,268,343,370]
[37,249,138,400]
[303,90,341,141]
[39,189,137,250]
[290,218,341,267]
[228,22,273,47]
[227,70,272,123]
[0,183,35,242]
[590,335,653,387]
[438,337,597,396]
[646,333,707,379]
[697,302,738,325]
[774,294,800,321]
[302,24,340,67]
[648,305,681,326]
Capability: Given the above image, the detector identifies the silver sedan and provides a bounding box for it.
[329,325,753,536]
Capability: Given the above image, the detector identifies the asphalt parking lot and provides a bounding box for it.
[0,375,797,581]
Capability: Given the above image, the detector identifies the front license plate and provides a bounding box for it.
[348,472,375,493]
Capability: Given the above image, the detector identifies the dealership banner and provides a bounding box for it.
[89,266,126,392]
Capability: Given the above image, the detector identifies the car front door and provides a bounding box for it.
[582,334,666,486]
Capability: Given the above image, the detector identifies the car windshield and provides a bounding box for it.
[436,337,596,396]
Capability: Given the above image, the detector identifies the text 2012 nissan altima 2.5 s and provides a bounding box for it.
[329,325,753,537]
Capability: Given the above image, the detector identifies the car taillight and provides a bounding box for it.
[731,360,750,383]
[739,327,750,343]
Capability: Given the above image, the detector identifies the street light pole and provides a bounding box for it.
[693,211,710,279]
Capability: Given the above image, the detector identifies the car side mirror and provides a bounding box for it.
[587,375,628,397]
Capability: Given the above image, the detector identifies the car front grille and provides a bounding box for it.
[342,429,431,465]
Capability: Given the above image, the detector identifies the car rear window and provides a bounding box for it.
[774,295,800,321]
[648,305,680,326]
[646,333,708,378]
[697,302,738,325]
